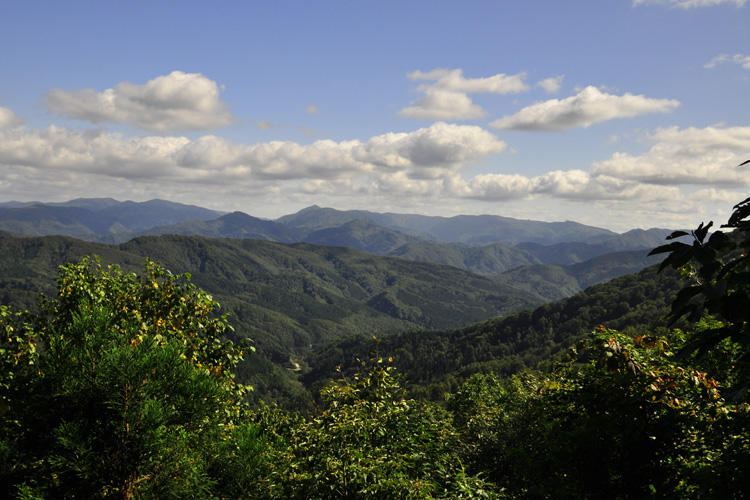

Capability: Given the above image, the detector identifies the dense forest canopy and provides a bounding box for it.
[2,193,750,498]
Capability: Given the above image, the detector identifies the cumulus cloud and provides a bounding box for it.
[44,71,234,133]
[489,86,680,131]
[536,76,564,93]
[456,170,681,202]
[0,120,505,188]
[407,68,530,94]
[357,122,506,175]
[633,0,745,7]
[398,88,487,120]
[306,104,321,115]
[591,126,750,187]
[399,68,530,120]
[705,53,750,70]
[0,107,23,129]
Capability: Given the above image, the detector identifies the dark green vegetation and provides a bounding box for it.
[2,193,750,498]
[303,262,683,399]
[0,234,542,408]
[4,194,748,498]
[0,259,497,499]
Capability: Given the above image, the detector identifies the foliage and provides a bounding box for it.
[0,257,252,499]
[267,358,498,499]
[305,264,683,401]
[447,326,750,499]
[650,194,750,396]
[0,234,548,409]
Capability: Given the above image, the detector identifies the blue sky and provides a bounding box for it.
[0,0,748,231]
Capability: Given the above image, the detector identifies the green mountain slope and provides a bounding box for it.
[387,240,542,275]
[0,234,542,407]
[303,264,684,399]
[494,249,662,302]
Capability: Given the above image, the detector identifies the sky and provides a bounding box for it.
[0,0,748,232]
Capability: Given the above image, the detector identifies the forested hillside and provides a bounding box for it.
[303,263,684,399]
[2,200,749,498]
[0,234,543,407]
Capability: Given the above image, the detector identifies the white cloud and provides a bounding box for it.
[0,107,23,129]
[357,122,506,174]
[407,68,530,94]
[399,68,530,120]
[0,119,505,188]
[489,86,680,131]
[691,188,744,204]
[44,71,234,133]
[398,88,487,120]
[634,0,745,7]
[591,125,750,187]
[457,170,682,202]
[536,76,564,93]
[705,53,750,69]
[306,104,321,115]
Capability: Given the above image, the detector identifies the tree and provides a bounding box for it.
[0,257,252,499]
[447,327,749,499]
[271,358,497,499]
[650,192,750,396]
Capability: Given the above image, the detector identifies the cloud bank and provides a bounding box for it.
[0,120,505,187]
[44,71,234,133]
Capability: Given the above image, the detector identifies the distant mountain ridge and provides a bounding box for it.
[0,199,679,287]
[276,205,619,245]
[0,198,223,238]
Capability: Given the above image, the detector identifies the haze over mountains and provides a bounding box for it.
[0,197,670,261]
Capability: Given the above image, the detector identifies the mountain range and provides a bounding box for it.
[0,198,672,275]
[0,197,687,408]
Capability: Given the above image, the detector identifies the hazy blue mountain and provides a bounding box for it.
[301,219,426,254]
[276,205,435,239]
[131,211,298,243]
[277,205,617,245]
[0,205,111,237]
[0,199,223,238]
[423,215,616,246]
[45,198,124,210]
[0,199,677,291]
[516,228,677,265]
[95,199,224,232]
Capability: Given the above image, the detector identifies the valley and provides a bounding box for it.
[0,198,684,408]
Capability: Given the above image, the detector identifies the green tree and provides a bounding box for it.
[272,358,497,499]
[448,327,750,499]
[650,193,750,395]
[0,257,252,499]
